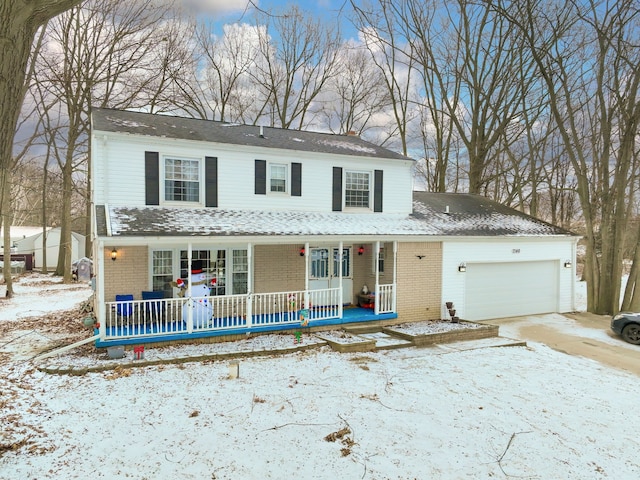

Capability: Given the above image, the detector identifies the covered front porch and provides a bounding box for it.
[94,240,398,346]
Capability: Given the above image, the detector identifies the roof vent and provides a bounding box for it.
[445,205,450,214]
[259,125,264,138]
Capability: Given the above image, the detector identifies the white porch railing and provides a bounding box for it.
[307,287,341,320]
[376,284,395,314]
[104,286,375,341]
[105,297,188,339]
[252,290,305,326]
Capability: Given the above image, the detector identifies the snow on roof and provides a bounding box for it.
[98,193,573,239]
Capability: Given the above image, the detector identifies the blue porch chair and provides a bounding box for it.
[115,294,134,317]
[142,290,165,323]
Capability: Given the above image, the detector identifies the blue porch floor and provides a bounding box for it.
[96,307,398,347]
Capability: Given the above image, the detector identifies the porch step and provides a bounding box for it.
[356,331,412,350]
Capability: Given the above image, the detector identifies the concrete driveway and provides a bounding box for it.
[488,312,640,376]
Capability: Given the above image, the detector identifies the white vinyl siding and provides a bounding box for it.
[91,131,414,213]
[441,239,576,320]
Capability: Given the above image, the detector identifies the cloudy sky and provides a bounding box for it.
[185,0,357,37]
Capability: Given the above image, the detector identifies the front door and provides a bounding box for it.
[308,247,353,305]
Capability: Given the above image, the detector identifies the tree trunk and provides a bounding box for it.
[0,0,84,285]
[1,166,14,296]
[621,221,640,311]
[55,148,73,282]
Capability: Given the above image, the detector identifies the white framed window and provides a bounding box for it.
[151,250,174,297]
[345,170,370,208]
[164,157,201,203]
[376,246,385,274]
[269,163,288,193]
[232,249,248,294]
[182,248,247,295]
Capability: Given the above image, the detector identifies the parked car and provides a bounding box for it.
[611,312,640,344]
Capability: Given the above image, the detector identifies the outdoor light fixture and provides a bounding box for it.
[358,246,364,256]
[299,247,305,257]
[111,248,118,261]
[564,260,572,268]
[458,263,466,272]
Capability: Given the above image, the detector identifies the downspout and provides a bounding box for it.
[393,241,398,312]
[339,241,343,319]
[97,240,106,340]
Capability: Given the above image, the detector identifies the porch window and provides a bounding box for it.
[345,171,370,208]
[164,157,200,203]
[270,164,287,193]
[152,250,174,297]
[232,249,248,294]
[377,247,385,274]
[176,249,247,295]
[210,250,226,296]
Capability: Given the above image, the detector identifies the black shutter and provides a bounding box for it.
[332,167,343,211]
[255,159,266,195]
[374,169,383,212]
[205,156,218,207]
[145,151,159,205]
[291,162,302,197]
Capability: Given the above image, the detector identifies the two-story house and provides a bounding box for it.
[90,108,578,347]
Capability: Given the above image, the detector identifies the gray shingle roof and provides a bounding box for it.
[91,108,411,161]
[96,193,575,239]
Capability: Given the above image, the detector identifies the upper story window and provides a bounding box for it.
[270,164,288,193]
[345,171,370,208]
[164,157,200,203]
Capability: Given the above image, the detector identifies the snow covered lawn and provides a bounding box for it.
[2,343,638,479]
[1,274,639,479]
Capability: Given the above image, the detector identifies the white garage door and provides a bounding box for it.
[464,261,558,321]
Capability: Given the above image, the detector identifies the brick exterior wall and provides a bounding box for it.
[103,246,149,300]
[395,242,442,322]
[352,243,394,304]
[101,242,442,320]
[253,245,306,293]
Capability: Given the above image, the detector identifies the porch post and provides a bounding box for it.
[338,241,343,319]
[374,241,380,315]
[186,243,193,333]
[97,241,106,339]
[392,241,398,312]
[304,242,309,309]
[246,242,253,328]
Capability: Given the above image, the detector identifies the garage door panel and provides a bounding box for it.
[465,261,558,321]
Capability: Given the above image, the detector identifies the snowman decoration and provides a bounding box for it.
[175,260,215,328]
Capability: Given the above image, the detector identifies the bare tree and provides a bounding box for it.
[31,0,178,281]
[351,1,418,155]
[0,1,78,296]
[317,42,391,136]
[496,0,640,314]
[249,4,342,129]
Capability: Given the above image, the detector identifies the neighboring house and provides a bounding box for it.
[0,226,47,251]
[12,227,85,270]
[90,108,578,347]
